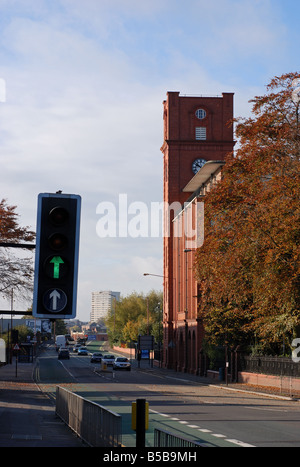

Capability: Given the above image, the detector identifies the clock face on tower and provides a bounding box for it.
[192,158,206,174]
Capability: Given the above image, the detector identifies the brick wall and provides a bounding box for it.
[161,91,234,372]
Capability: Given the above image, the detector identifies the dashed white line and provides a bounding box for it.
[150,409,256,447]
[225,439,255,447]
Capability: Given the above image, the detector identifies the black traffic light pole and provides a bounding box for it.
[136,399,146,448]
[1,192,81,321]
[0,242,36,249]
[32,192,81,320]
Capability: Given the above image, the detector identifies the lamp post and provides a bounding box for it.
[184,249,192,373]
[156,302,161,367]
[143,273,163,366]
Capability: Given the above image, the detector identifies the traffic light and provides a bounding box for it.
[32,193,81,319]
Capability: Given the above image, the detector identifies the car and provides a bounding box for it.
[113,357,131,371]
[73,344,81,352]
[77,338,86,346]
[77,347,88,356]
[58,348,70,360]
[90,352,103,363]
[101,354,115,366]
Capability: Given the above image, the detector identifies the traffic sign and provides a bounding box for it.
[138,335,154,350]
[43,288,68,313]
[32,193,81,319]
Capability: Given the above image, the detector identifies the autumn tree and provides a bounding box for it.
[105,290,163,346]
[195,72,300,354]
[0,199,35,301]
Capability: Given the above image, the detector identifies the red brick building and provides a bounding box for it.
[161,92,235,372]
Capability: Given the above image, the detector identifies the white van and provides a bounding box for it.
[55,335,66,352]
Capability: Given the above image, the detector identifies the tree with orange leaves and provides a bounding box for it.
[0,199,35,301]
[195,72,300,354]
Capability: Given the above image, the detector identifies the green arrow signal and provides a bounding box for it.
[50,256,64,279]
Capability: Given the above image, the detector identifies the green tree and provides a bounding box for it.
[54,320,68,336]
[105,290,163,346]
[15,324,34,342]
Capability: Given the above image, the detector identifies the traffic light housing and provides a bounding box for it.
[32,193,81,319]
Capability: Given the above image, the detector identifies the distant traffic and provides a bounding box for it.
[55,334,131,371]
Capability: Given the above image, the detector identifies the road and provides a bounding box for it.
[35,343,300,447]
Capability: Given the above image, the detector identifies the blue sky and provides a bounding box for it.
[0,0,299,321]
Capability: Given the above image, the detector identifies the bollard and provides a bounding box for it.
[135,398,146,448]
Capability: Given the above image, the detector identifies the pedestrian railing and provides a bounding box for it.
[154,428,205,447]
[240,355,300,377]
[55,385,122,447]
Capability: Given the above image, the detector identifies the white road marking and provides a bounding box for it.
[226,439,255,447]
[150,406,256,447]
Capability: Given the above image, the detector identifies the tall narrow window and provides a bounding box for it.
[195,127,206,140]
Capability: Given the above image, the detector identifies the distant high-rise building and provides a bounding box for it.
[90,291,120,323]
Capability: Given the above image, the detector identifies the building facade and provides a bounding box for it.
[90,291,120,323]
[161,91,235,372]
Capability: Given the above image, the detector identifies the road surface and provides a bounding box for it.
[36,343,300,447]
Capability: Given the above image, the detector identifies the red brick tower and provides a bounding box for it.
[161,92,235,371]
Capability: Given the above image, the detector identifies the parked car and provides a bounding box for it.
[90,352,103,363]
[101,354,115,366]
[113,357,131,371]
[58,348,70,360]
[73,344,81,352]
[77,347,88,356]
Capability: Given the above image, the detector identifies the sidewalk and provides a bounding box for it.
[0,358,86,447]
[114,347,300,401]
[148,366,300,401]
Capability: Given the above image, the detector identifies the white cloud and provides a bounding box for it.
[0,0,297,320]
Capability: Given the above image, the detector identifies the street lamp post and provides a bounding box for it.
[143,273,163,366]
[184,249,192,373]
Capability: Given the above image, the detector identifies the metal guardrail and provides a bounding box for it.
[154,428,205,448]
[55,386,122,447]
